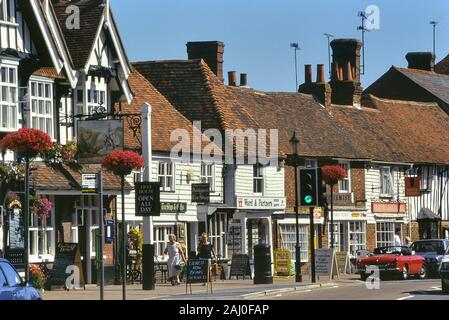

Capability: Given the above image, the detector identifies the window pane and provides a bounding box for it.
[39,118,45,131]
[10,105,15,128]
[45,84,51,98]
[88,90,92,103]
[9,87,16,103]
[9,68,15,84]
[46,101,51,114]
[166,177,173,190]
[32,117,38,129]
[38,83,43,97]
[77,89,84,103]
[2,105,7,127]
[1,68,7,83]
[46,118,53,136]
[39,101,44,114]
[2,86,7,102]
[31,82,36,96]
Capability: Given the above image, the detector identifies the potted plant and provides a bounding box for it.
[29,264,47,292]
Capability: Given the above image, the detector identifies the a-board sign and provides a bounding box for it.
[191,183,210,203]
[186,259,210,284]
[229,254,252,280]
[274,249,291,277]
[47,243,85,291]
[135,182,160,217]
[335,251,351,274]
[315,248,335,277]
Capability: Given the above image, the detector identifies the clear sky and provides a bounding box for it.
[110,0,449,92]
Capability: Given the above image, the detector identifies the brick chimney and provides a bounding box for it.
[228,71,237,86]
[406,52,435,71]
[187,41,225,81]
[329,39,363,107]
[298,64,332,107]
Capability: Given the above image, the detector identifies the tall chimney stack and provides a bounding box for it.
[317,64,325,83]
[187,41,225,81]
[240,73,248,87]
[329,39,363,107]
[305,65,312,84]
[228,71,237,86]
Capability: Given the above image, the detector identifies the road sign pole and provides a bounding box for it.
[310,206,316,283]
[98,170,105,300]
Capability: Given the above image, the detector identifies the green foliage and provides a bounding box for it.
[128,228,143,252]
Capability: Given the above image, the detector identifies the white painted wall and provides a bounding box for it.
[117,154,224,222]
[234,164,285,198]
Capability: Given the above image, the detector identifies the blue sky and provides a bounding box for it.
[110,0,449,92]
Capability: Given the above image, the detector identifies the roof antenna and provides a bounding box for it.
[430,21,439,58]
[290,42,300,91]
[324,33,334,78]
[357,11,370,76]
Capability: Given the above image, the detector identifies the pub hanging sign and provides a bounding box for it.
[135,182,161,217]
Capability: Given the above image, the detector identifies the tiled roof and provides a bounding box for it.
[133,59,362,160]
[435,54,449,75]
[31,164,131,192]
[51,0,105,69]
[393,67,449,107]
[331,96,449,165]
[133,59,449,165]
[118,68,221,155]
[32,67,65,80]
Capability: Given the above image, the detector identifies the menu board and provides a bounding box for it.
[229,254,252,280]
[47,243,85,290]
[315,248,336,278]
[186,259,210,284]
[135,182,160,217]
[274,249,291,276]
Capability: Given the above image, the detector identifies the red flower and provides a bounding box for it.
[0,128,52,159]
[102,150,144,176]
[322,165,347,185]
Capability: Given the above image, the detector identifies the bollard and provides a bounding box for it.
[253,244,273,285]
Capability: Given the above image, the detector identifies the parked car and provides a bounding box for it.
[358,246,426,281]
[440,248,449,294]
[411,240,449,276]
[0,259,41,300]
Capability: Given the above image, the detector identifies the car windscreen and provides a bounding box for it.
[374,246,404,254]
[411,241,445,255]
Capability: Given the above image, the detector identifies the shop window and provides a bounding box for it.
[154,226,174,258]
[253,164,264,194]
[0,65,17,130]
[201,163,215,192]
[349,222,366,256]
[279,224,308,262]
[380,167,394,197]
[338,162,351,193]
[419,167,433,192]
[158,162,175,192]
[376,222,401,248]
[30,79,54,138]
[208,212,228,259]
[29,199,55,262]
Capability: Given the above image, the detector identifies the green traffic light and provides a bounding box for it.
[304,195,313,204]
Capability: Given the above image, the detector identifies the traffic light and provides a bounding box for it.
[300,168,320,207]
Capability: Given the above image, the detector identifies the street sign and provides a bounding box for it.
[82,174,98,194]
[160,202,187,213]
[135,182,161,217]
[192,183,210,203]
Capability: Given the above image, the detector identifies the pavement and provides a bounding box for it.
[41,275,350,300]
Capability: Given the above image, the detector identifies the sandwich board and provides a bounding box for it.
[185,259,212,295]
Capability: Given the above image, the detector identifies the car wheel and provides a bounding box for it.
[401,265,409,280]
[418,266,427,279]
[443,281,449,294]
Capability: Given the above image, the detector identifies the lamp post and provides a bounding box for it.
[288,131,302,283]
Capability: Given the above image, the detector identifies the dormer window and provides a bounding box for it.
[30,78,54,138]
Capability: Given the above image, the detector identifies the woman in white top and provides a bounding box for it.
[164,234,186,285]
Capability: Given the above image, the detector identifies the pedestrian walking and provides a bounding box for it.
[164,234,186,286]
[197,233,219,281]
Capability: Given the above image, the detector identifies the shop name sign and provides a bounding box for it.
[135,182,161,217]
[237,197,286,210]
[161,202,187,213]
[372,202,406,214]
[82,174,98,194]
[326,192,354,205]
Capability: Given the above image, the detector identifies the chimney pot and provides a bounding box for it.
[228,71,237,86]
[406,52,435,71]
[317,64,325,83]
[305,65,312,84]
[240,73,248,87]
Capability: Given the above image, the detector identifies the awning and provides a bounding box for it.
[207,204,237,216]
[417,208,441,221]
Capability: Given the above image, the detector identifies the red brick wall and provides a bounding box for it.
[351,165,366,208]
[366,224,376,252]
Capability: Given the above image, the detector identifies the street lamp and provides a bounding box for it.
[287,131,302,283]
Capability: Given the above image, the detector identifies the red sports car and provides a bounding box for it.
[358,246,426,281]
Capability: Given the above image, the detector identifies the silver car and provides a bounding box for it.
[440,247,449,294]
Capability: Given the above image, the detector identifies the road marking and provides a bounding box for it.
[275,294,283,297]
[397,296,415,300]
[431,287,442,290]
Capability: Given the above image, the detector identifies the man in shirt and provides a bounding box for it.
[394,228,402,246]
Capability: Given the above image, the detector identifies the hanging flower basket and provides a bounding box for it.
[322,165,347,185]
[32,198,53,220]
[102,150,144,176]
[0,128,52,159]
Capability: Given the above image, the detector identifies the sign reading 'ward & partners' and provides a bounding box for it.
[237,197,286,210]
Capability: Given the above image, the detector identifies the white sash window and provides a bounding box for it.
[30,78,54,138]
[0,64,17,131]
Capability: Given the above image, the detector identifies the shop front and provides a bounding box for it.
[372,201,408,248]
